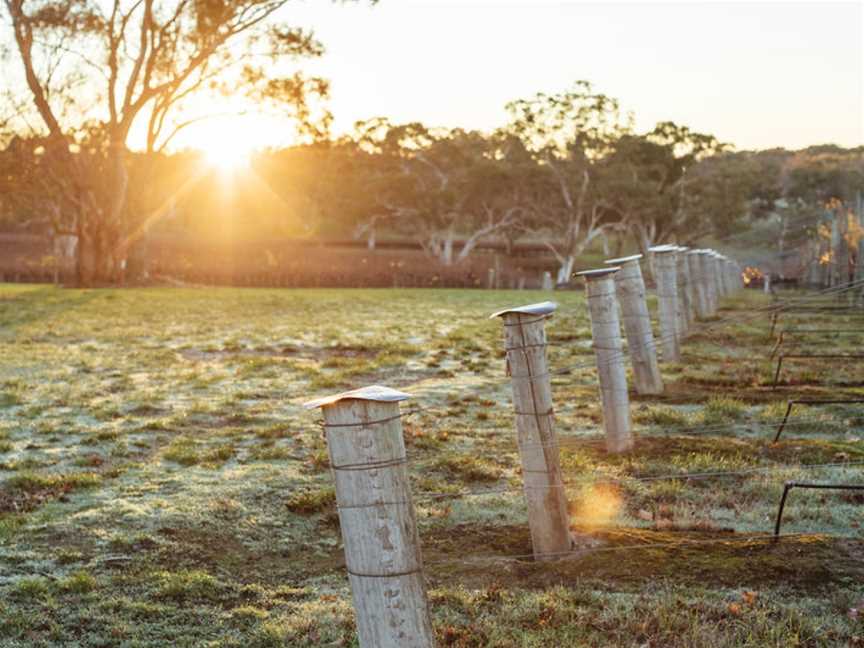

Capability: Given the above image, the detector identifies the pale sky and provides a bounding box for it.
[208,0,862,152]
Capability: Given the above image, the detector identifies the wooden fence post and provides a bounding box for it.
[541,271,554,291]
[674,246,692,337]
[649,245,681,363]
[491,302,572,560]
[603,254,663,395]
[679,246,697,328]
[701,250,718,315]
[708,251,724,308]
[725,258,737,295]
[716,253,729,298]
[575,269,634,453]
[687,250,710,320]
[304,386,435,648]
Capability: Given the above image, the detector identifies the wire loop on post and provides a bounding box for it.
[346,566,423,578]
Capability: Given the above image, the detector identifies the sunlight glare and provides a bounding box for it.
[203,139,252,172]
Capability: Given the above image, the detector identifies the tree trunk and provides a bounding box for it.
[632,226,655,282]
[441,230,454,266]
[556,256,575,285]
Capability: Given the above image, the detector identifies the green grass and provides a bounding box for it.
[0,284,862,646]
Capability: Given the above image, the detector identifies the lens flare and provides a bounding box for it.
[571,483,623,530]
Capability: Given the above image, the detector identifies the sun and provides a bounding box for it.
[202,139,252,172]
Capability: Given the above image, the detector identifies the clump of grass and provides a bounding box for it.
[56,549,85,565]
[162,438,200,465]
[305,448,330,473]
[403,424,444,450]
[256,424,290,440]
[12,576,50,600]
[231,605,270,623]
[163,438,234,466]
[759,401,789,421]
[6,471,101,493]
[0,514,27,541]
[696,397,748,425]
[0,391,22,408]
[633,405,691,428]
[432,454,502,482]
[59,570,98,594]
[154,570,223,602]
[286,487,336,515]
[414,476,462,497]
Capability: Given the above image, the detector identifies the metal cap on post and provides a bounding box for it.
[603,254,663,395]
[490,301,572,560]
[304,386,435,648]
[649,245,681,363]
[574,268,634,453]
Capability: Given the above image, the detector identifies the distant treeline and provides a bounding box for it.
[2,82,863,287]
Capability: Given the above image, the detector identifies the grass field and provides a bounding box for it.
[0,284,863,647]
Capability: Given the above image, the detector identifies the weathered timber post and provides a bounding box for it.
[541,271,554,291]
[702,250,719,315]
[681,247,698,326]
[490,302,572,559]
[710,252,725,306]
[603,254,663,395]
[487,268,496,290]
[674,246,692,336]
[687,250,710,320]
[574,269,634,452]
[727,259,738,294]
[304,386,435,648]
[649,245,681,362]
[717,254,730,297]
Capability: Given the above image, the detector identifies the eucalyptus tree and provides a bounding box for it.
[352,118,523,265]
[504,81,632,283]
[605,122,726,257]
[1,0,363,284]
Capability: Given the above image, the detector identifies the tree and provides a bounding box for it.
[1,0,361,284]
[504,81,631,283]
[602,122,726,260]
[352,119,521,265]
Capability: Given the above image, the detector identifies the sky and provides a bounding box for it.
[183,0,863,152]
